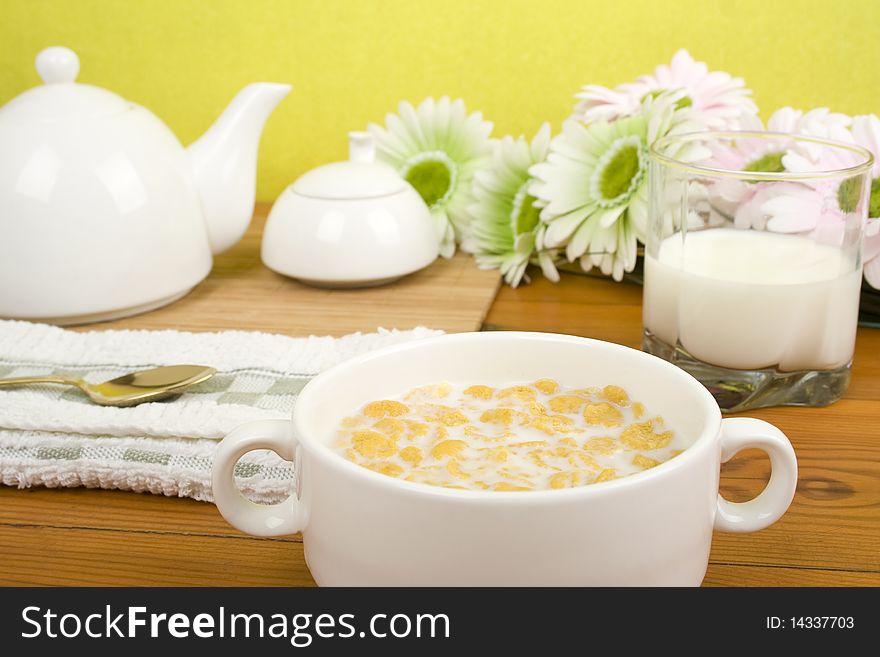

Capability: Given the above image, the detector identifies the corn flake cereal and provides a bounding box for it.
[632,454,661,469]
[549,471,591,489]
[431,439,468,460]
[365,462,404,477]
[497,386,537,402]
[463,385,494,400]
[601,385,630,406]
[548,395,586,414]
[335,381,686,491]
[352,430,397,459]
[620,421,673,451]
[494,482,533,492]
[399,446,423,465]
[595,468,617,483]
[533,379,560,395]
[363,400,410,418]
[480,408,520,426]
[373,417,405,439]
[404,420,429,439]
[583,402,624,427]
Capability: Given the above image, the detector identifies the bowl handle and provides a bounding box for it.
[714,417,798,533]
[211,419,304,536]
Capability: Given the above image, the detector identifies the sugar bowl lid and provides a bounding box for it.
[291,132,407,200]
[0,46,131,122]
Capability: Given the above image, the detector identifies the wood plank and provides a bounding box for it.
[0,525,315,587]
[78,204,501,336]
[484,273,644,347]
[703,563,880,587]
[711,403,880,571]
[3,521,876,587]
[0,487,266,539]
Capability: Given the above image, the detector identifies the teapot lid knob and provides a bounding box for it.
[36,46,80,84]
[348,131,375,163]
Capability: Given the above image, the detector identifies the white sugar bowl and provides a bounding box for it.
[262,132,438,287]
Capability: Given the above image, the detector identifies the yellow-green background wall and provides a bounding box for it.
[2,0,879,201]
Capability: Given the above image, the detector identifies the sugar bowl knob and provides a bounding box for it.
[348,131,376,163]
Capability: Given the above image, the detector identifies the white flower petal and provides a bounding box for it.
[538,251,560,282]
[544,206,592,247]
[628,192,649,238]
[566,215,598,260]
[714,178,750,203]
[596,204,626,228]
[865,255,880,289]
[468,123,555,285]
[578,254,595,273]
[852,114,880,178]
[763,192,822,233]
[401,99,430,151]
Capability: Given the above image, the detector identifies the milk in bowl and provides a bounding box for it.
[333,380,691,492]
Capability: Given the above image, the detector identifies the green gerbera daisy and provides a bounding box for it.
[468,123,559,287]
[530,90,706,281]
[369,96,493,257]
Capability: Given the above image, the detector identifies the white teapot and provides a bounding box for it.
[0,46,291,324]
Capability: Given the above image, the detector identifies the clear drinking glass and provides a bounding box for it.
[644,131,874,412]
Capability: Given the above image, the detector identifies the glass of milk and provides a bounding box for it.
[643,131,874,411]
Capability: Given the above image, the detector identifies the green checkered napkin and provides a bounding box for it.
[0,320,441,503]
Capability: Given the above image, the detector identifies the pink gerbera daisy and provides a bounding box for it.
[850,114,880,288]
[573,49,757,128]
[703,107,858,233]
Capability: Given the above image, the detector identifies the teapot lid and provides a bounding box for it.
[0,47,131,122]
[291,132,408,199]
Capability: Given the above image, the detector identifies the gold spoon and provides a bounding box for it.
[0,364,216,407]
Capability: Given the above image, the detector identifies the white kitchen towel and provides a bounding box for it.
[0,320,442,503]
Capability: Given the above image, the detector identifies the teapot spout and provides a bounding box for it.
[188,82,291,254]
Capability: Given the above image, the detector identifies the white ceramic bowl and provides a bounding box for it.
[213,332,797,586]
[261,132,438,287]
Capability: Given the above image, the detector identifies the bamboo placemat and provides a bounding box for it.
[79,204,501,336]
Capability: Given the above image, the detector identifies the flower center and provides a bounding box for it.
[744,151,785,173]
[400,151,458,209]
[590,135,646,207]
[510,183,540,236]
[838,176,880,216]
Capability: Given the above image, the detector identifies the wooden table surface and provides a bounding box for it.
[1,208,879,587]
[82,205,502,336]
